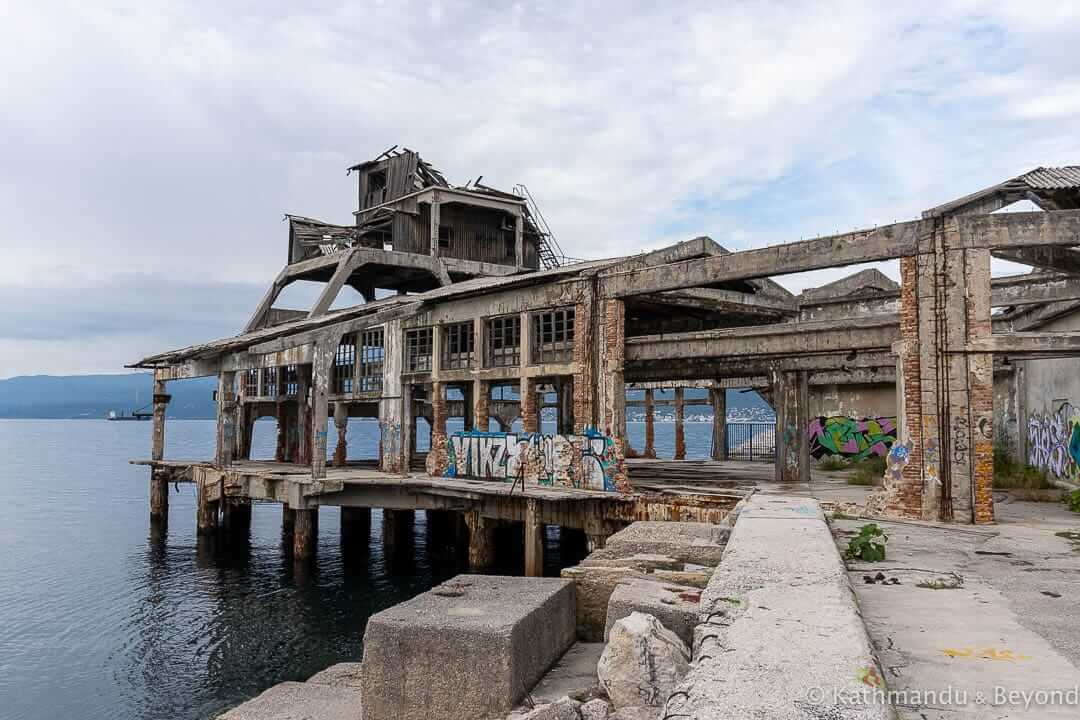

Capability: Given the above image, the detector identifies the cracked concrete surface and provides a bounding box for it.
[834,497,1080,719]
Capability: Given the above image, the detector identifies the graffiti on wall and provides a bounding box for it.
[1028,403,1080,481]
[445,429,618,491]
[808,416,897,461]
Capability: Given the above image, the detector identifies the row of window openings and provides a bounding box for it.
[243,365,299,398]
[405,310,575,372]
[333,328,386,395]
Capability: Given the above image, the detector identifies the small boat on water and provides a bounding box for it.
[107,409,152,421]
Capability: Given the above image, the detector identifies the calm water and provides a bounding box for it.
[0,418,718,720]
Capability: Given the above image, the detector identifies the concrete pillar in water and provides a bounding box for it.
[524,499,544,577]
[772,369,810,484]
[341,506,372,540]
[643,389,657,458]
[196,479,219,534]
[382,509,415,561]
[710,388,727,461]
[333,402,349,468]
[222,498,252,533]
[673,387,686,460]
[293,507,318,559]
[465,510,496,573]
[150,377,171,521]
[282,503,294,534]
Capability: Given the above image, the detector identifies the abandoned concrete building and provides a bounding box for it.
[132,149,1080,570]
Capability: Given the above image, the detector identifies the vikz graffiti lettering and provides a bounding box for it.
[807,416,896,461]
[1028,402,1080,481]
[445,429,618,491]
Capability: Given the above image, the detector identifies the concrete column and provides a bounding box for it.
[382,509,415,560]
[151,377,168,461]
[341,506,371,542]
[282,503,294,534]
[586,532,607,553]
[473,379,489,432]
[597,298,629,491]
[149,469,169,521]
[773,369,810,484]
[222,498,252,533]
[710,388,727,461]
[557,378,574,435]
[674,387,686,460]
[293,507,318,559]
[643,389,657,458]
[275,399,288,462]
[196,479,218,534]
[311,342,332,479]
[297,365,311,465]
[333,402,349,467]
[465,511,497,573]
[214,371,237,468]
[379,319,406,473]
[429,195,441,257]
[572,301,596,433]
[514,211,524,268]
[524,499,544,577]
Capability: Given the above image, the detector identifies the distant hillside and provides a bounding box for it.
[626,387,774,422]
[0,374,218,419]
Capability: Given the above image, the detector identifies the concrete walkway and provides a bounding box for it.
[835,499,1080,718]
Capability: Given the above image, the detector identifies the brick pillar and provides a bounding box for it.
[473,379,489,432]
[773,369,810,484]
[674,387,686,460]
[332,402,349,467]
[598,299,630,492]
[521,377,538,433]
[465,511,496,573]
[710,388,727,461]
[572,301,595,433]
[425,382,449,476]
[643,389,657,458]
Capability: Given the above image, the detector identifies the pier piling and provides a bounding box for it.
[465,511,496,573]
[292,508,318,559]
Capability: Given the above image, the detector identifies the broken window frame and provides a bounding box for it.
[283,365,299,396]
[358,328,385,393]
[333,334,356,394]
[405,327,434,372]
[486,314,521,367]
[531,307,575,364]
[441,321,475,370]
[262,366,279,398]
[243,368,259,397]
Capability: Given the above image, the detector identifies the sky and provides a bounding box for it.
[2,0,1079,377]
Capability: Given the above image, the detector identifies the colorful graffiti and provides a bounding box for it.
[808,416,897,461]
[1028,402,1080,481]
[445,429,618,491]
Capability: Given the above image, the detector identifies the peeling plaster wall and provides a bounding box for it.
[809,383,896,419]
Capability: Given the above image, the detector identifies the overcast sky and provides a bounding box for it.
[2,1,1079,377]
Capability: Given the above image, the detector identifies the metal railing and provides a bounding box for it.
[726,422,776,462]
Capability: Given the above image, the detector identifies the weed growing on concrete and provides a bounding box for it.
[817,456,848,472]
[848,456,886,486]
[846,523,888,562]
[1065,490,1080,514]
[994,445,1054,491]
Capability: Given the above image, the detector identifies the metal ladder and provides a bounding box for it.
[514,183,565,269]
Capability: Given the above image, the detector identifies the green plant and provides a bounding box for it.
[849,456,887,486]
[817,456,848,472]
[993,445,1055,490]
[1065,490,1080,513]
[847,523,888,562]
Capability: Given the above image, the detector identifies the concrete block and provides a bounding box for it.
[581,550,683,572]
[520,696,581,720]
[561,566,649,641]
[605,579,701,647]
[361,575,576,720]
[604,521,727,567]
[219,681,361,720]
[308,662,364,688]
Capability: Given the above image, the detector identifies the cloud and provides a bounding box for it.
[1,0,1079,374]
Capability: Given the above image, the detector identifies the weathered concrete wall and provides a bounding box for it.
[443,430,620,491]
[663,495,893,719]
[809,382,896,419]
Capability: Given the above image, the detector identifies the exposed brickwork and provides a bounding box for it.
[425,382,450,476]
[521,377,539,433]
[598,299,630,493]
[572,300,595,433]
[893,254,926,519]
[473,380,489,432]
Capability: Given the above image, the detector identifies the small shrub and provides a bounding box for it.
[1065,490,1080,514]
[849,456,887,486]
[817,456,848,472]
[993,445,1055,490]
[847,523,888,562]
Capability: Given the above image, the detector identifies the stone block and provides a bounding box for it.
[605,579,700,647]
[361,575,576,720]
[561,566,649,642]
[603,522,726,567]
[308,662,364,689]
[580,550,683,572]
[219,681,361,720]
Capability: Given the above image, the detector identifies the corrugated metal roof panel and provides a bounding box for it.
[1019,167,1080,190]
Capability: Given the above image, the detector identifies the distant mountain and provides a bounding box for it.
[0,374,218,419]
